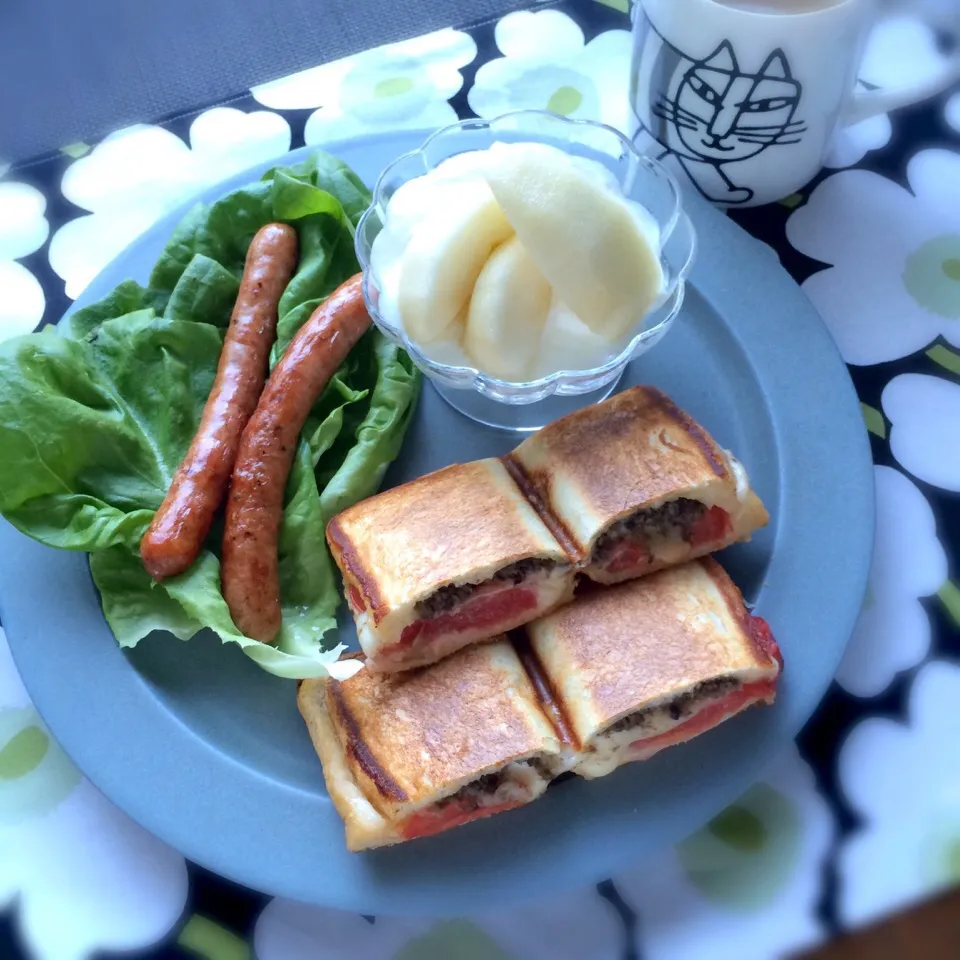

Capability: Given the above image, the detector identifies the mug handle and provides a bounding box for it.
[844,3,960,125]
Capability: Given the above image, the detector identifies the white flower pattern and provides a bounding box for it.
[48,108,292,299]
[786,150,960,365]
[838,661,960,927]
[835,466,947,697]
[947,91,960,133]
[254,898,428,960]
[616,746,833,960]
[466,885,622,960]
[823,89,892,170]
[468,10,634,134]
[0,181,48,341]
[251,29,476,146]
[821,12,958,168]
[883,373,960,493]
[858,15,957,95]
[254,884,622,960]
[819,10,954,172]
[0,629,188,960]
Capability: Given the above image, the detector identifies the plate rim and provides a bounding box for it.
[0,130,873,915]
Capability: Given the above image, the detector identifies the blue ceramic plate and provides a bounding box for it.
[0,132,873,915]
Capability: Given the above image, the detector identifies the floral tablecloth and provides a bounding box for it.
[1,1,958,958]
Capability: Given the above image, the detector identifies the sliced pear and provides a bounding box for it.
[534,302,614,378]
[387,174,468,233]
[484,142,664,340]
[385,175,439,234]
[397,181,513,343]
[463,236,552,381]
[389,153,493,229]
[419,305,473,368]
[432,149,493,181]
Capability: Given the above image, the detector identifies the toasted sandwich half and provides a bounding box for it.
[326,458,576,673]
[523,557,782,779]
[298,639,573,851]
[506,385,769,585]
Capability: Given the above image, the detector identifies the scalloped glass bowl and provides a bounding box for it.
[355,111,697,431]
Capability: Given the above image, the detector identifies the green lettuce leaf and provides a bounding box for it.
[65,280,165,340]
[162,254,241,327]
[320,332,419,519]
[89,545,348,679]
[0,315,220,550]
[85,350,386,677]
[0,152,420,678]
[147,202,212,295]
[262,152,370,228]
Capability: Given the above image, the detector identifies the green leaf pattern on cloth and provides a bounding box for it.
[394,920,515,960]
[903,234,960,319]
[0,708,80,825]
[937,580,960,628]
[927,344,960,376]
[860,402,886,438]
[0,725,49,781]
[178,915,251,960]
[678,785,800,909]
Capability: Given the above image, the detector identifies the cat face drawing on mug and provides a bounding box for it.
[640,32,807,204]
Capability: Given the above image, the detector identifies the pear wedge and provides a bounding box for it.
[397,182,513,344]
[464,236,552,381]
[485,142,663,341]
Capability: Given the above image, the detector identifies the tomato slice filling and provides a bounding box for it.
[603,506,732,575]
[400,798,525,840]
[747,614,783,669]
[689,505,733,548]
[348,584,365,613]
[628,678,775,755]
[391,585,539,653]
[606,540,652,576]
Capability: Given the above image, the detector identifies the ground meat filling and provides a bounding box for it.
[591,498,707,563]
[431,758,551,813]
[603,677,740,737]
[414,558,565,619]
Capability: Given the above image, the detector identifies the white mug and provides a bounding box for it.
[630,0,960,207]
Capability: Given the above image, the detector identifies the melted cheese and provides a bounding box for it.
[575,702,693,779]
[723,449,750,503]
[648,535,691,566]
[575,684,736,779]
[575,674,775,779]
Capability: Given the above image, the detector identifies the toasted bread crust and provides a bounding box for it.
[509,386,761,558]
[525,559,781,745]
[297,678,400,851]
[321,640,564,817]
[326,459,571,624]
[327,681,408,803]
[581,488,768,585]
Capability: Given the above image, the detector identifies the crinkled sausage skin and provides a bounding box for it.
[141,223,298,581]
[221,274,371,643]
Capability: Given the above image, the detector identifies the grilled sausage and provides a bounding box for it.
[221,274,371,643]
[140,223,298,581]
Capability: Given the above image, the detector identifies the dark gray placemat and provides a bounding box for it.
[0,0,527,163]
